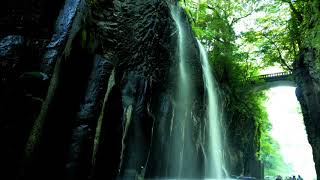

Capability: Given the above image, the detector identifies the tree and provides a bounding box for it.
[180,0,293,176]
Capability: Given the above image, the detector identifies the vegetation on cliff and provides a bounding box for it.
[1,0,319,179]
[180,0,301,176]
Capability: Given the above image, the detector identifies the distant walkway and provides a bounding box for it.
[258,72,293,82]
[249,72,295,91]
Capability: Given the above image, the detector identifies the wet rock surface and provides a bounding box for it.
[0,0,206,179]
[293,48,320,179]
[292,2,320,178]
[0,0,261,179]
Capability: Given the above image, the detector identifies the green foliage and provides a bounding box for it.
[180,0,295,176]
[260,129,293,176]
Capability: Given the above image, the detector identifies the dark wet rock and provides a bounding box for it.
[106,1,205,178]
[0,35,24,69]
[92,77,123,180]
[0,35,28,179]
[118,72,154,176]
[144,94,174,177]
[0,0,222,179]
[77,55,113,120]
[0,35,24,56]
[0,0,66,38]
[293,48,320,179]
[65,54,113,180]
[41,0,88,76]
[0,0,90,179]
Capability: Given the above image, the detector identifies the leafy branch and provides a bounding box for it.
[261,32,293,71]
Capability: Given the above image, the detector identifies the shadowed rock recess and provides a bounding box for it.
[0,0,210,179]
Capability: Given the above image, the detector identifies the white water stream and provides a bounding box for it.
[170,5,190,177]
[198,40,225,178]
[170,3,227,178]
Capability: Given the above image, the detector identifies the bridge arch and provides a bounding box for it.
[252,80,296,92]
[249,72,296,92]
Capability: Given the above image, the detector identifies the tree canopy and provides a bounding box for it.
[179,0,305,176]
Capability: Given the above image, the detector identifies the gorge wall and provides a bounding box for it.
[0,0,206,179]
[0,0,260,179]
[293,1,320,178]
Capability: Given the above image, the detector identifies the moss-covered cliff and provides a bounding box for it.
[293,1,320,178]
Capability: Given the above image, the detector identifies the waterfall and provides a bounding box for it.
[170,3,227,178]
[170,7,188,86]
[169,5,191,178]
[197,40,226,178]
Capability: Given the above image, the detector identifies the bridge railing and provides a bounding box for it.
[246,72,295,91]
[247,71,293,83]
[258,71,292,79]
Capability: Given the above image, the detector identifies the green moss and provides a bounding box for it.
[302,4,320,73]
[81,29,87,48]
[88,30,96,53]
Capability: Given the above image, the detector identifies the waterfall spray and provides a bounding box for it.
[170,3,227,178]
[169,5,191,178]
[197,40,226,178]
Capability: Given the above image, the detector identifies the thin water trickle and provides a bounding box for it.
[197,40,225,178]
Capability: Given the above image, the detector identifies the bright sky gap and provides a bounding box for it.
[265,87,316,179]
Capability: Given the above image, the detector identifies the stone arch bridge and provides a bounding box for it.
[250,72,295,91]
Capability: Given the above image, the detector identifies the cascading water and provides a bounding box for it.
[169,4,191,178]
[197,40,226,179]
[170,3,227,179]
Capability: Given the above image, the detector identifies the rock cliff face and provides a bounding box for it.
[0,0,209,179]
[220,87,262,178]
[293,1,320,179]
[294,48,320,179]
[0,0,265,179]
